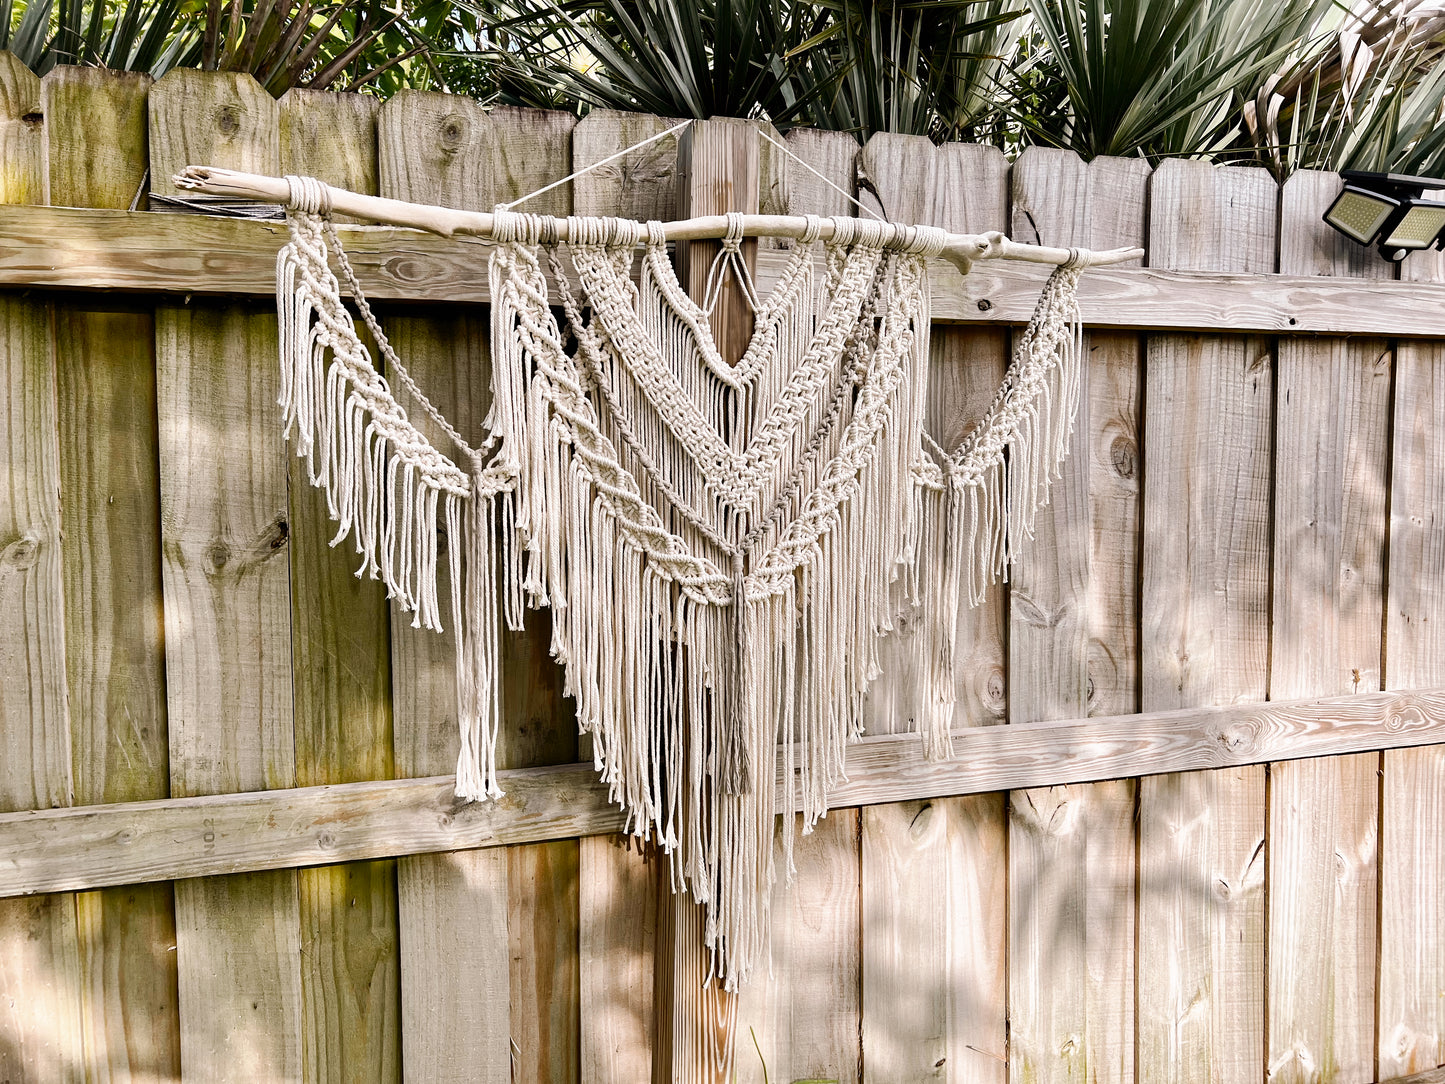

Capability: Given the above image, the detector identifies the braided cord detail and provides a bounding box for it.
[946,263,1084,484]
[492,242,731,600]
[283,212,472,496]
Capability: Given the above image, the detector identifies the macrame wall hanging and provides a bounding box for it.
[178,142,1139,989]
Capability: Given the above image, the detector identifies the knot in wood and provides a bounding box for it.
[1109,434,1136,479]
[216,104,241,136]
[204,538,231,574]
[1216,720,1259,758]
[1,533,40,570]
[439,114,468,152]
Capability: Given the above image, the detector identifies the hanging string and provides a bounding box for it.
[756,127,887,222]
[497,118,694,212]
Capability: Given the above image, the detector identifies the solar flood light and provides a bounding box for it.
[1324,170,1445,260]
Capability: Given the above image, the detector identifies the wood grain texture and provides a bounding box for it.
[0,51,84,1084]
[735,811,862,1084]
[0,52,43,205]
[857,133,1008,1084]
[279,89,378,219]
[1266,168,1388,1084]
[861,796,1006,1083]
[44,63,182,1084]
[580,837,657,1084]
[279,89,402,1084]
[149,69,303,1084]
[1380,236,1445,1079]
[1138,157,1274,1083]
[5,689,1445,900]
[1005,148,1146,1084]
[571,110,683,221]
[11,202,1445,338]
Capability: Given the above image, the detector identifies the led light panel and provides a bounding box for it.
[1383,202,1445,249]
[1324,187,1398,244]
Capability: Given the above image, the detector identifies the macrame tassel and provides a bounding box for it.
[917,260,1086,761]
[275,212,471,638]
[454,482,505,801]
[719,553,752,796]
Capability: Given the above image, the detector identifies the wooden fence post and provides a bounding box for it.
[45,64,182,1084]
[1137,158,1275,1083]
[0,49,85,1084]
[1005,146,1147,1084]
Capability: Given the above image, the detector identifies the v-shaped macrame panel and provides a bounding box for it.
[274,188,1084,989]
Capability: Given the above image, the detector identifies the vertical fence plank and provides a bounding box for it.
[858,134,1008,1084]
[1380,229,1445,1079]
[861,134,1008,736]
[572,110,682,223]
[44,64,182,1084]
[1006,147,1146,1084]
[1267,169,1387,1084]
[378,90,511,1084]
[735,125,862,1084]
[569,110,679,1084]
[278,87,402,1084]
[0,50,85,1084]
[149,69,303,1083]
[861,797,1007,1083]
[580,837,658,1084]
[487,104,581,1084]
[1138,159,1274,1083]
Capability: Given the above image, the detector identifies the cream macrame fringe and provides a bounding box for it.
[271,184,1088,990]
[276,177,515,803]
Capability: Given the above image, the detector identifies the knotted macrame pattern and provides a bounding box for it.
[273,177,1085,988]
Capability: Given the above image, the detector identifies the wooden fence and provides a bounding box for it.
[3,56,1445,1084]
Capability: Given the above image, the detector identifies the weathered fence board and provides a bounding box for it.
[150,69,304,1084]
[45,64,182,1084]
[16,205,1445,338]
[0,52,85,1084]
[1138,158,1274,1083]
[4,689,1445,901]
[1381,237,1445,1079]
[1005,146,1145,1084]
[1267,168,1388,1084]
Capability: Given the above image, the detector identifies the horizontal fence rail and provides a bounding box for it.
[6,204,1445,335]
[2,687,1442,899]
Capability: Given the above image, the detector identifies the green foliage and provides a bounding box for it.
[792,0,1025,141]
[1006,0,1336,159]
[448,0,830,119]
[0,0,461,92]
[5,0,1445,178]
[1246,1,1445,177]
